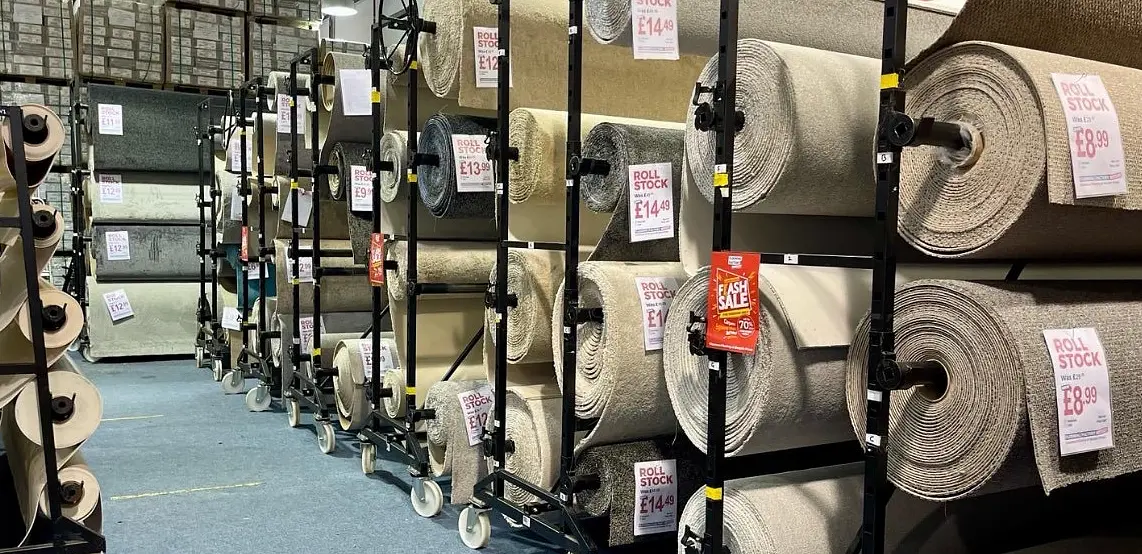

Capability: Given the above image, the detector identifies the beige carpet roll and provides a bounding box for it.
[317,51,374,161]
[272,238,372,313]
[418,0,706,121]
[425,379,491,504]
[686,40,879,216]
[226,114,276,175]
[0,281,83,366]
[273,175,352,240]
[12,357,102,449]
[481,317,557,389]
[1,103,65,191]
[846,279,1142,501]
[0,204,64,329]
[502,383,562,505]
[333,334,399,431]
[485,249,562,364]
[384,240,496,301]
[553,261,688,451]
[901,41,1142,259]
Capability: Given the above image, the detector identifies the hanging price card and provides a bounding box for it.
[358,340,397,372]
[350,165,373,212]
[229,185,243,221]
[281,189,314,227]
[634,459,677,536]
[339,69,373,116]
[299,316,316,352]
[97,104,123,135]
[240,226,249,261]
[276,93,306,131]
[628,162,674,242]
[1051,74,1127,198]
[105,230,130,261]
[458,384,495,446]
[102,289,134,322]
[631,0,679,60]
[705,251,760,354]
[248,261,261,280]
[98,173,123,204]
[368,233,385,285]
[452,134,494,192]
[473,27,512,88]
[635,276,679,351]
[1043,328,1114,456]
[221,306,241,330]
[291,256,313,283]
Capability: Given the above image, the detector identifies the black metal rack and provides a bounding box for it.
[0,104,105,554]
[60,99,91,361]
[194,98,228,377]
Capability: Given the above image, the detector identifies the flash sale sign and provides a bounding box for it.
[705,251,760,354]
[1051,74,1127,198]
[1043,328,1114,456]
[627,162,674,242]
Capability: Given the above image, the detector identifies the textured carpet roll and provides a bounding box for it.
[582,121,685,262]
[379,130,407,204]
[267,71,314,176]
[485,249,562,364]
[326,141,372,263]
[554,261,689,451]
[686,40,878,216]
[87,178,199,221]
[1,103,65,190]
[0,281,83,366]
[273,176,353,240]
[503,383,562,505]
[333,334,398,431]
[586,0,951,58]
[85,279,196,359]
[318,52,374,162]
[425,379,491,504]
[91,224,200,280]
[416,114,497,219]
[901,42,1142,259]
[272,239,371,313]
[275,313,373,389]
[88,85,212,172]
[385,240,496,302]
[846,279,1142,500]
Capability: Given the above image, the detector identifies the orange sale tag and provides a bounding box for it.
[705,251,760,354]
[240,227,249,262]
[368,233,385,286]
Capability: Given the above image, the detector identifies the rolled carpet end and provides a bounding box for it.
[503,383,562,505]
[416,114,498,219]
[424,379,491,504]
[486,249,562,364]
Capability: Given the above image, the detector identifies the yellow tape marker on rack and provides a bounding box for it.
[290,180,299,189]
[291,278,300,285]
[712,172,729,187]
[312,348,321,356]
[406,386,416,395]
[407,171,418,183]
[410,60,419,70]
[371,89,381,103]
[880,73,900,89]
[289,98,295,107]
[705,486,723,501]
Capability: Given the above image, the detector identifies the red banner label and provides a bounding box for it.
[705,251,760,354]
[368,233,385,286]
[240,226,249,261]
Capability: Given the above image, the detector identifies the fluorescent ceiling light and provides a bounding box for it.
[321,0,357,16]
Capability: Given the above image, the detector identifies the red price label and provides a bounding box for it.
[1073,127,1113,158]
[368,233,385,286]
[639,493,675,514]
[240,227,249,261]
[636,15,674,36]
[705,251,760,354]
[1062,384,1100,416]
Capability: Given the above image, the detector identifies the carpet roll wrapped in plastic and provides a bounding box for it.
[425,379,491,504]
[502,383,562,505]
[272,239,372,313]
[326,141,372,263]
[1,103,65,190]
[333,334,399,431]
[846,279,1142,501]
[416,114,497,219]
[900,42,1142,259]
[484,249,562,364]
[554,261,689,451]
[318,52,374,161]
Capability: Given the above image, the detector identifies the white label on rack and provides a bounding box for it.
[1043,328,1115,456]
[229,185,243,221]
[291,256,314,283]
[635,276,679,351]
[339,69,373,116]
[458,384,495,447]
[358,341,397,372]
[473,27,512,88]
[221,306,241,330]
[634,459,677,536]
[631,0,679,60]
[783,254,799,265]
[876,152,894,164]
[97,104,123,135]
[299,316,320,352]
[628,162,674,243]
[1051,74,1127,198]
[102,289,134,322]
[350,165,373,212]
[105,230,130,261]
[276,93,306,131]
[98,174,123,204]
[281,189,314,227]
[248,261,261,280]
[452,134,494,192]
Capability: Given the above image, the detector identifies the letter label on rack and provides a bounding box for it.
[221,306,241,330]
[705,251,760,354]
[634,459,677,536]
[281,189,314,227]
[1043,327,1114,456]
[473,27,513,88]
[339,69,373,116]
[458,385,495,446]
[635,276,679,351]
[1051,74,1127,198]
[628,162,674,242]
[452,134,494,192]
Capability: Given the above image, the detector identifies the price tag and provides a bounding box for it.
[705,251,760,354]
[276,94,306,131]
[291,256,313,283]
[451,134,493,192]
[97,104,123,135]
[102,289,134,322]
[458,384,495,446]
[98,174,123,204]
[339,69,373,116]
[628,162,674,242]
[240,227,249,261]
[229,185,243,221]
[248,261,261,280]
[634,459,677,536]
[631,0,679,60]
[635,276,679,351]
[299,316,321,352]
[350,165,373,212]
[473,27,512,88]
[221,306,241,330]
[357,340,397,371]
[281,189,314,227]
[368,233,385,285]
[105,230,130,261]
[1051,74,1127,198]
[1043,328,1114,456]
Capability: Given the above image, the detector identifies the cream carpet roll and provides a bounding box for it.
[225,114,276,175]
[846,279,1142,501]
[480,315,557,389]
[273,175,353,240]
[333,334,399,431]
[318,52,374,161]
[0,205,64,329]
[502,383,561,505]
[272,238,372,313]
[425,379,491,504]
[901,41,1142,259]
[1,103,65,191]
[554,261,689,451]
[0,281,83,366]
[417,0,706,121]
[384,240,496,302]
[85,279,197,359]
[485,249,562,364]
[12,357,102,449]
[686,40,878,216]
[416,114,498,219]
[275,313,373,389]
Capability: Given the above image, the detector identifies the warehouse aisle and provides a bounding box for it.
[76,356,553,554]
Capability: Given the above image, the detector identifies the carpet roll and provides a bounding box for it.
[485,249,562,364]
[379,130,407,205]
[846,279,1142,500]
[384,240,496,302]
[267,71,314,176]
[88,85,212,172]
[0,205,63,329]
[416,114,497,219]
[274,313,373,388]
[226,113,277,176]
[425,379,491,504]
[1,103,65,190]
[333,334,399,431]
[272,239,372,313]
[585,0,952,58]
[91,224,200,281]
[85,278,198,359]
[87,177,199,222]
[0,281,82,366]
[554,261,689,451]
[502,383,562,505]
[326,141,372,264]
[318,52,374,162]
[582,121,685,262]
[900,41,1142,259]
[686,40,879,216]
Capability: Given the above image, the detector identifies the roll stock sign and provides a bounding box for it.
[705,251,760,354]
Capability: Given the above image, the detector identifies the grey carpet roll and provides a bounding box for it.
[425,379,491,504]
[217,175,278,244]
[585,0,951,58]
[267,71,314,176]
[318,52,374,162]
[273,176,353,240]
[379,130,407,205]
[582,122,685,262]
[326,141,372,264]
[333,334,399,431]
[686,40,879,216]
[87,177,199,221]
[384,240,497,302]
[86,278,197,359]
[416,114,497,219]
[485,249,562,364]
[553,261,689,451]
[88,85,214,172]
[272,238,372,313]
[846,279,1142,501]
[91,224,200,280]
[900,42,1142,259]
[502,383,562,505]
[1,103,65,190]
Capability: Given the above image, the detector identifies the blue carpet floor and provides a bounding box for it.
[77,356,557,554]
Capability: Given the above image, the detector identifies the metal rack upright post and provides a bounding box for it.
[62,100,91,360]
[194,99,221,371]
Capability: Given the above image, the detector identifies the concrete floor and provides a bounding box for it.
[78,356,557,554]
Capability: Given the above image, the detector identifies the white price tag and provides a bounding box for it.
[357,341,397,371]
[97,104,123,135]
[1051,74,1127,198]
[221,306,241,330]
[631,0,679,60]
[229,185,243,221]
[458,385,494,447]
[451,134,494,192]
[98,174,123,204]
[276,94,306,132]
[628,162,674,243]
[634,459,677,536]
[635,276,679,351]
[350,165,374,212]
[281,189,314,227]
[105,230,130,261]
[339,69,373,116]
[1043,328,1114,456]
[291,256,314,283]
[473,27,512,88]
[102,289,134,322]
[299,316,316,352]
[247,261,261,280]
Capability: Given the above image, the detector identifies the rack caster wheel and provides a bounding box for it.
[286,397,300,428]
[411,478,443,518]
[361,442,376,474]
[458,506,491,549]
[317,421,336,454]
[245,385,272,411]
[68,340,80,353]
[195,345,205,368]
[211,359,224,381]
[80,345,97,364]
[221,370,244,394]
